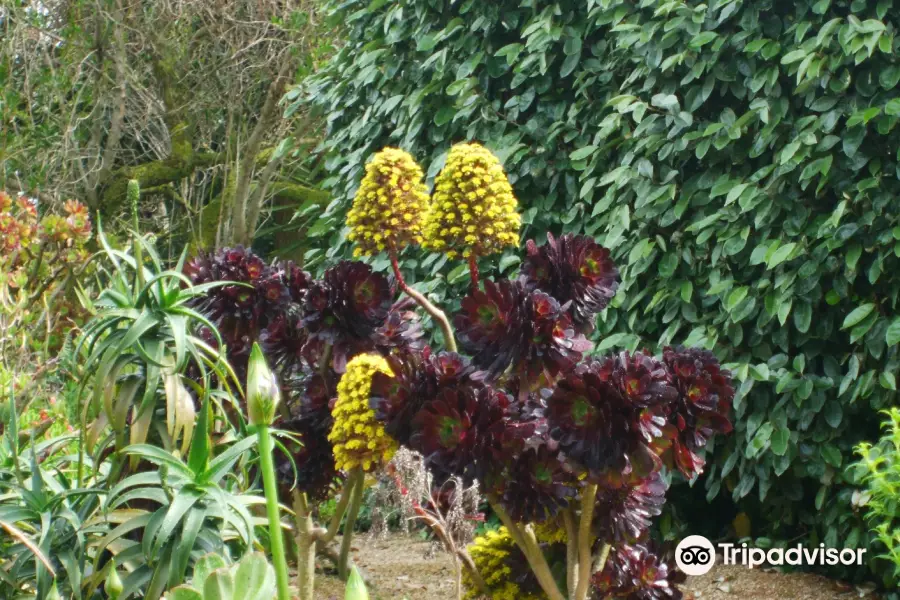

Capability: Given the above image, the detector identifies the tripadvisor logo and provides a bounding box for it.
[676,535,867,576]
[676,535,716,576]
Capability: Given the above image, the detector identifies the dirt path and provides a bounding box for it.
[312,535,879,600]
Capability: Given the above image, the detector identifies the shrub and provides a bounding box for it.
[855,408,900,588]
[299,0,900,581]
[0,192,92,354]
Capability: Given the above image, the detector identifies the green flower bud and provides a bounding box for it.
[127,179,140,214]
[345,566,370,600]
[105,566,124,600]
[247,343,280,426]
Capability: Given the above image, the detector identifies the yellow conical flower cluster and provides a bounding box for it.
[329,354,398,472]
[346,147,430,257]
[423,143,520,260]
[463,527,543,600]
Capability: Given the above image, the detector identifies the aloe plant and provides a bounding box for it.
[75,214,238,484]
[162,552,276,600]
[96,392,264,600]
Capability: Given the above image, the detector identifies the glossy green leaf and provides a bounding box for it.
[842,303,875,329]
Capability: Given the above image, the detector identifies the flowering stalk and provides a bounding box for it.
[318,475,355,543]
[338,467,366,579]
[563,509,579,599]
[467,254,479,292]
[329,354,401,578]
[127,179,144,291]
[489,497,566,600]
[389,246,457,352]
[248,343,291,600]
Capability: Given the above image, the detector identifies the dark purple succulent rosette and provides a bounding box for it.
[454,278,522,376]
[274,259,313,304]
[546,353,676,486]
[593,471,668,545]
[410,384,527,486]
[660,346,734,478]
[522,232,619,333]
[276,372,343,501]
[591,543,684,600]
[369,350,483,447]
[497,442,580,523]
[454,278,591,384]
[520,290,593,382]
[371,298,427,359]
[184,246,299,376]
[260,310,310,378]
[301,260,394,371]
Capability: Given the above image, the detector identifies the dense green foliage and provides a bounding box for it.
[301,0,900,584]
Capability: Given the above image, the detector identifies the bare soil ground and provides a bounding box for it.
[312,535,880,600]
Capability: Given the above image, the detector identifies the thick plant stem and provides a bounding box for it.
[563,508,579,600]
[389,248,457,352]
[318,475,355,543]
[258,425,291,600]
[594,543,611,575]
[574,483,599,600]
[490,499,566,600]
[338,467,366,579]
[293,491,317,600]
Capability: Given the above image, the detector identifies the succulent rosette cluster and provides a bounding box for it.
[330,144,734,599]
[0,192,39,260]
[454,279,592,380]
[184,142,735,600]
[185,247,303,370]
[361,231,733,599]
[186,248,422,373]
[185,247,423,499]
[661,347,734,477]
[1,193,91,286]
[522,232,619,333]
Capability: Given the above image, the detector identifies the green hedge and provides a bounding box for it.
[296,0,900,585]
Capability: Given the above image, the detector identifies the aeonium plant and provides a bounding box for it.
[343,143,735,600]
[184,241,425,600]
[183,143,733,600]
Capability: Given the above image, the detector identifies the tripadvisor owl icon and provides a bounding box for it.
[676,535,716,576]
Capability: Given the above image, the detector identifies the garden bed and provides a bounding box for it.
[312,535,880,600]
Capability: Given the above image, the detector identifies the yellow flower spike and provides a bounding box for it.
[328,354,397,473]
[346,147,430,256]
[463,527,543,600]
[423,142,520,261]
[533,518,568,544]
